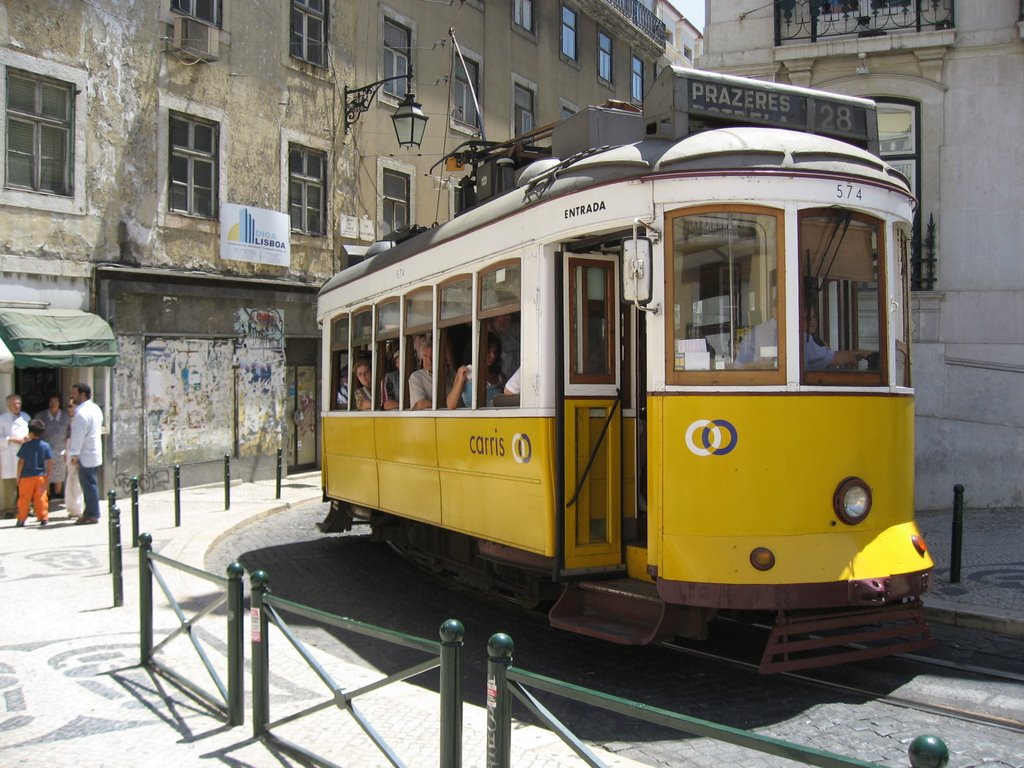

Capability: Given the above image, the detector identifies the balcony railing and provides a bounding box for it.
[775,1,954,45]
[603,0,667,45]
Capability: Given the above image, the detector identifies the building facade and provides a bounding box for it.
[699,1,1024,510]
[340,0,666,250]
[1,1,346,491]
[2,0,669,493]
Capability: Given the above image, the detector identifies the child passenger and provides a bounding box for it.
[16,418,53,527]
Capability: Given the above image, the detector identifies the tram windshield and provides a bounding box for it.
[666,206,887,385]
[668,207,783,379]
[798,209,885,385]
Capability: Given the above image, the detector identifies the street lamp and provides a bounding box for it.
[344,69,429,148]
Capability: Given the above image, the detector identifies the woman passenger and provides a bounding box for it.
[352,358,373,410]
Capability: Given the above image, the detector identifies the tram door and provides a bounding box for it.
[562,255,624,572]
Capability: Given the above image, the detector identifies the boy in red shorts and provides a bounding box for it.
[16,418,53,527]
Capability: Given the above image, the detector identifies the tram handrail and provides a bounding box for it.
[249,570,464,768]
[138,533,245,726]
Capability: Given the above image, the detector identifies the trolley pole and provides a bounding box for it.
[224,453,231,510]
[950,484,965,584]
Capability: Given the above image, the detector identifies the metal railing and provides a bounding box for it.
[601,0,667,45]
[485,632,949,768]
[775,1,954,45]
[138,533,246,726]
[249,570,464,768]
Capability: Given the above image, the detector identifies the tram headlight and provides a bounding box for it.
[833,477,872,525]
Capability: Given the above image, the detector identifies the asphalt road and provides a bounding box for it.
[207,501,1024,768]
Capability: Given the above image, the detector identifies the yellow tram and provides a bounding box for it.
[318,68,934,672]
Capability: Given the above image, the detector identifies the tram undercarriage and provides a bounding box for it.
[320,500,933,673]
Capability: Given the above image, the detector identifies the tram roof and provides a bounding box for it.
[322,127,910,296]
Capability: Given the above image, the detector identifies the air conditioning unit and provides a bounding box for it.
[171,16,219,61]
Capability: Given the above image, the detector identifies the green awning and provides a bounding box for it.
[0,308,118,368]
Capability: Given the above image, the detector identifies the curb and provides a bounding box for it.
[205,492,326,556]
[924,599,1024,638]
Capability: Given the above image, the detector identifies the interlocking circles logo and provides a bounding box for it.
[685,419,738,457]
[511,433,533,464]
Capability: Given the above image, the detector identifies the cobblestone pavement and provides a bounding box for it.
[208,503,1024,768]
[0,474,648,768]
[2,473,1021,768]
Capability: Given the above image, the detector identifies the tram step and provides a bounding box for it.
[549,580,708,645]
[759,599,934,674]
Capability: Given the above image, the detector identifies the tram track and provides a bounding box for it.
[661,636,1024,735]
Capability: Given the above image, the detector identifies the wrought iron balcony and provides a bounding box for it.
[602,0,667,45]
[775,1,954,45]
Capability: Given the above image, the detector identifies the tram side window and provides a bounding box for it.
[479,262,521,407]
[404,289,434,410]
[669,208,782,379]
[799,209,885,385]
[350,309,373,411]
[330,315,349,410]
[376,299,401,410]
[440,277,473,409]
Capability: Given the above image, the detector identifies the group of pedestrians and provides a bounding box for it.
[1,383,104,527]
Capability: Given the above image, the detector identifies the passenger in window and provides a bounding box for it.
[443,331,472,410]
[381,346,400,410]
[409,334,433,410]
[445,363,472,410]
[504,367,521,395]
[352,357,373,410]
[492,313,521,382]
[336,365,349,407]
[484,333,505,406]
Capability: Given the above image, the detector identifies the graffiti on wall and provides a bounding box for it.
[236,309,287,457]
[145,338,234,465]
[235,308,284,348]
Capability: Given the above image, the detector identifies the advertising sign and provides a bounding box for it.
[220,203,291,267]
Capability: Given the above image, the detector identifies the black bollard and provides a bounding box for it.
[173,464,181,527]
[224,453,231,510]
[275,447,282,499]
[131,476,140,548]
[110,501,123,607]
[107,490,117,573]
[950,484,964,584]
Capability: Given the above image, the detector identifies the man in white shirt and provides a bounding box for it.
[1,393,30,517]
[68,382,104,524]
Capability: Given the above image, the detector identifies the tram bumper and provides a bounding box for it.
[848,570,930,605]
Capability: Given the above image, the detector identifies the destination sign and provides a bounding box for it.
[682,72,875,149]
